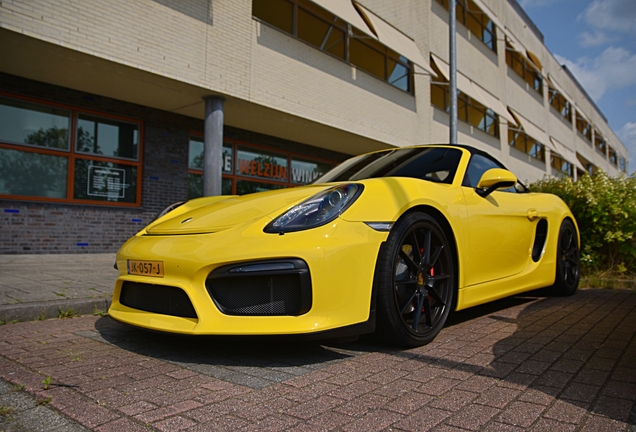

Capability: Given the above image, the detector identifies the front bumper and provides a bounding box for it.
[108,219,388,335]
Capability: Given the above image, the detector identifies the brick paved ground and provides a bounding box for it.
[0,288,634,431]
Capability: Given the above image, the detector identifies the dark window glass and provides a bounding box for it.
[297,6,345,59]
[76,114,139,160]
[506,49,543,95]
[290,157,332,185]
[236,146,288,182]
[0,96,70,150]
[388,57,410,91]
[189,138,233,173]
[0,147,68,198]
[188,173,232,199]
[253,0,293,34]
[462,153,503,188]
[316,147,462,185]
[508,126,544,162]
[349,38,385,80]
[236,180,284,195]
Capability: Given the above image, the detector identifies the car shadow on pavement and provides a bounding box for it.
[92,290,635,424]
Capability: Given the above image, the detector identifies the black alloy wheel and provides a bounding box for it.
[551,219,580,296]
[375,212,455,347]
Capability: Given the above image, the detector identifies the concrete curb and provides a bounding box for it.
[0,298,111,323]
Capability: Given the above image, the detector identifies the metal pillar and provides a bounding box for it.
[203,96,225,196]
[449,0,458,145]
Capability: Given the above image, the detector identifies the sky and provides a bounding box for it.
[517,0,636,173]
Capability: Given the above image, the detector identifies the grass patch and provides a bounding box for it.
[0,405,13,417]
[58,309,77,319]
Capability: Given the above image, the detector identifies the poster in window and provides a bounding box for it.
[87,166,126,199]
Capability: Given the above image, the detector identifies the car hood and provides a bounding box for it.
[145,185,330,235]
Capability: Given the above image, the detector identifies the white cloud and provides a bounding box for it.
[517,0,565,8]
[577,31,617,48]
[581,0,636,33]
[555,47,636,101]
[617,122,636,171]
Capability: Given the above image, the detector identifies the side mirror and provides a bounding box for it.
[476,168,517,197]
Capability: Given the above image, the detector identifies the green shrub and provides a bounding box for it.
[530,171,636,275]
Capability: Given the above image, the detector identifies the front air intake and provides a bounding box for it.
[206,259,312,316]
[119,282,197,319]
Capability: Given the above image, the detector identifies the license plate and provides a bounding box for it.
[127,260,164,277]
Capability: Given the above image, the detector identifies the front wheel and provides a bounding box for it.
[550,219,580,296]
[375,212,455,347]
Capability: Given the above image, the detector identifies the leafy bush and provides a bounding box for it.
[530,171,636,275]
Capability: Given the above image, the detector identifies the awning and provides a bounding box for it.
[509,108,552,150]
[550,137,586,171]
[309,0,377,40]
[468,0,504,34]
[574,105,592,125]
[431,54,515,124]
[504,30,524,53]
[354,3,434,74]
[547,73,573,104]
[503,29,542,74]
[431,54,481,103]
[526,50,543,72]
[470,83,517,125]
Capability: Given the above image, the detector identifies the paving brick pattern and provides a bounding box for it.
[0,288,634,431]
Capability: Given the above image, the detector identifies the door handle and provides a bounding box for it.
[527,209,539,221]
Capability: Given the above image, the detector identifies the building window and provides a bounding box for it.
[253,0,413,93]
[431,63,498,138]
[508,124,544,162]
[548,87,571,123]
[188,136,335,198]
[594,133,607,157]
[608,146,617,166]
[0,94,141,205]
[435,0,496,52]
[506,46,542,95]
[551,153,573,178]
[618,156,626,172]
[576,153,597,176]
[576,113,592,142]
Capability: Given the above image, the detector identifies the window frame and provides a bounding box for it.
[576,113,592,143]
[550,153,573,178]
[506,47,543,95]
[0,92,143,207]
[548,86,572,123]
[594,133,607,157]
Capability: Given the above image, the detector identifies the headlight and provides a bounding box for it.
[264,184,363,233]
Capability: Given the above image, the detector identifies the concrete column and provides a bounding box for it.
[203,96,225,196]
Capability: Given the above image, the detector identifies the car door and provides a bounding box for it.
[461,153,538,287]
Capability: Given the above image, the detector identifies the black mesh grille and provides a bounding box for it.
[119,282,197,319]
[206,259,312,316]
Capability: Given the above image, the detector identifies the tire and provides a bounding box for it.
[375,212,456,347]
[551,219,580,296]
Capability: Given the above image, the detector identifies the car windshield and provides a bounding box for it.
[314,147,462,185]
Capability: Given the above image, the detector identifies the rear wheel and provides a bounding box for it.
[375,212,455,347]
[551,219,580,296]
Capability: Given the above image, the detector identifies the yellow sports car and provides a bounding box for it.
[109,144,580,347]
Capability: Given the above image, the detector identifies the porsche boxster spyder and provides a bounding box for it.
[108,144,580,347]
